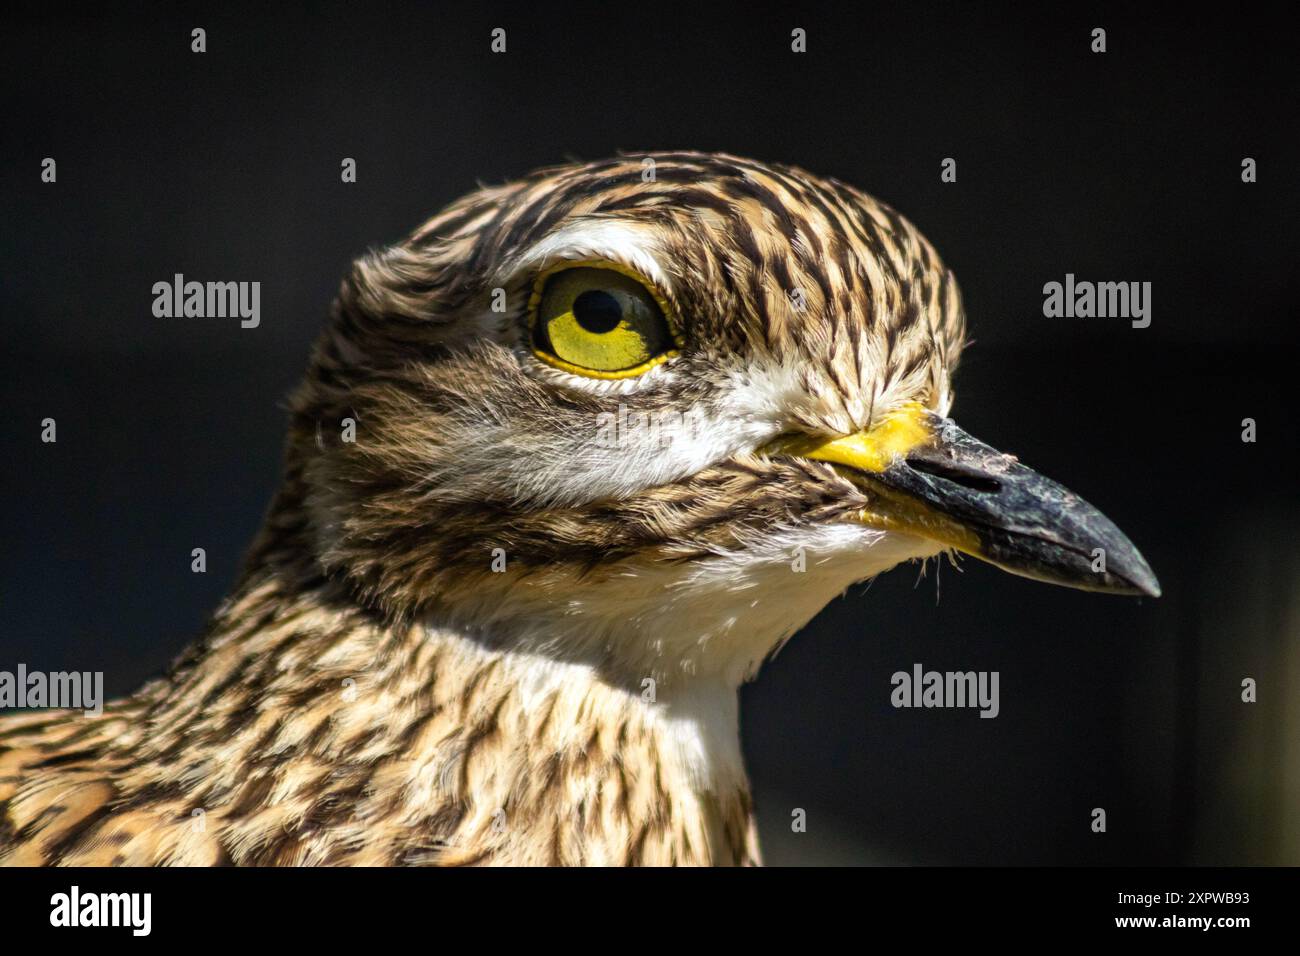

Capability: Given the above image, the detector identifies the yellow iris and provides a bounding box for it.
[530,266,677,378]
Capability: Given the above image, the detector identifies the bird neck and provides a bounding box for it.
[136,561,760,865]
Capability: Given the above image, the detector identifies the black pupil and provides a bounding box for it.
[572,290,623,334]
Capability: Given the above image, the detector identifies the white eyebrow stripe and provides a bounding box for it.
[493,220,673,293]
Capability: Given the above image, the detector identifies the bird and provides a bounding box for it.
[0,151,1159,866]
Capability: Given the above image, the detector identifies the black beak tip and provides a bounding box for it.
[974,523,1162,599]
[1088,528,1160,598]
[1111,553,1161,599]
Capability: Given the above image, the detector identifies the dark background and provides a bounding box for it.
[2,3,1297,864]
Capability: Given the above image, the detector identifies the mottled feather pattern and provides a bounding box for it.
[1,152,964,866]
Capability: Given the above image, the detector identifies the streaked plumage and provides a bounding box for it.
[1,152,1154,866]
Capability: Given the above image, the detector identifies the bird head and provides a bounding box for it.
[282,152,1158,687]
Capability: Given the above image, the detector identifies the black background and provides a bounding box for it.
[2,3,1297,865]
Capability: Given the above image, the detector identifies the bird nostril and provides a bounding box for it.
[905,457,1003,494]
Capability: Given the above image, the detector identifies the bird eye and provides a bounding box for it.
[529,265,678,378]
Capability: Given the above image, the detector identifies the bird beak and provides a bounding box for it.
[769,402,1161,597]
